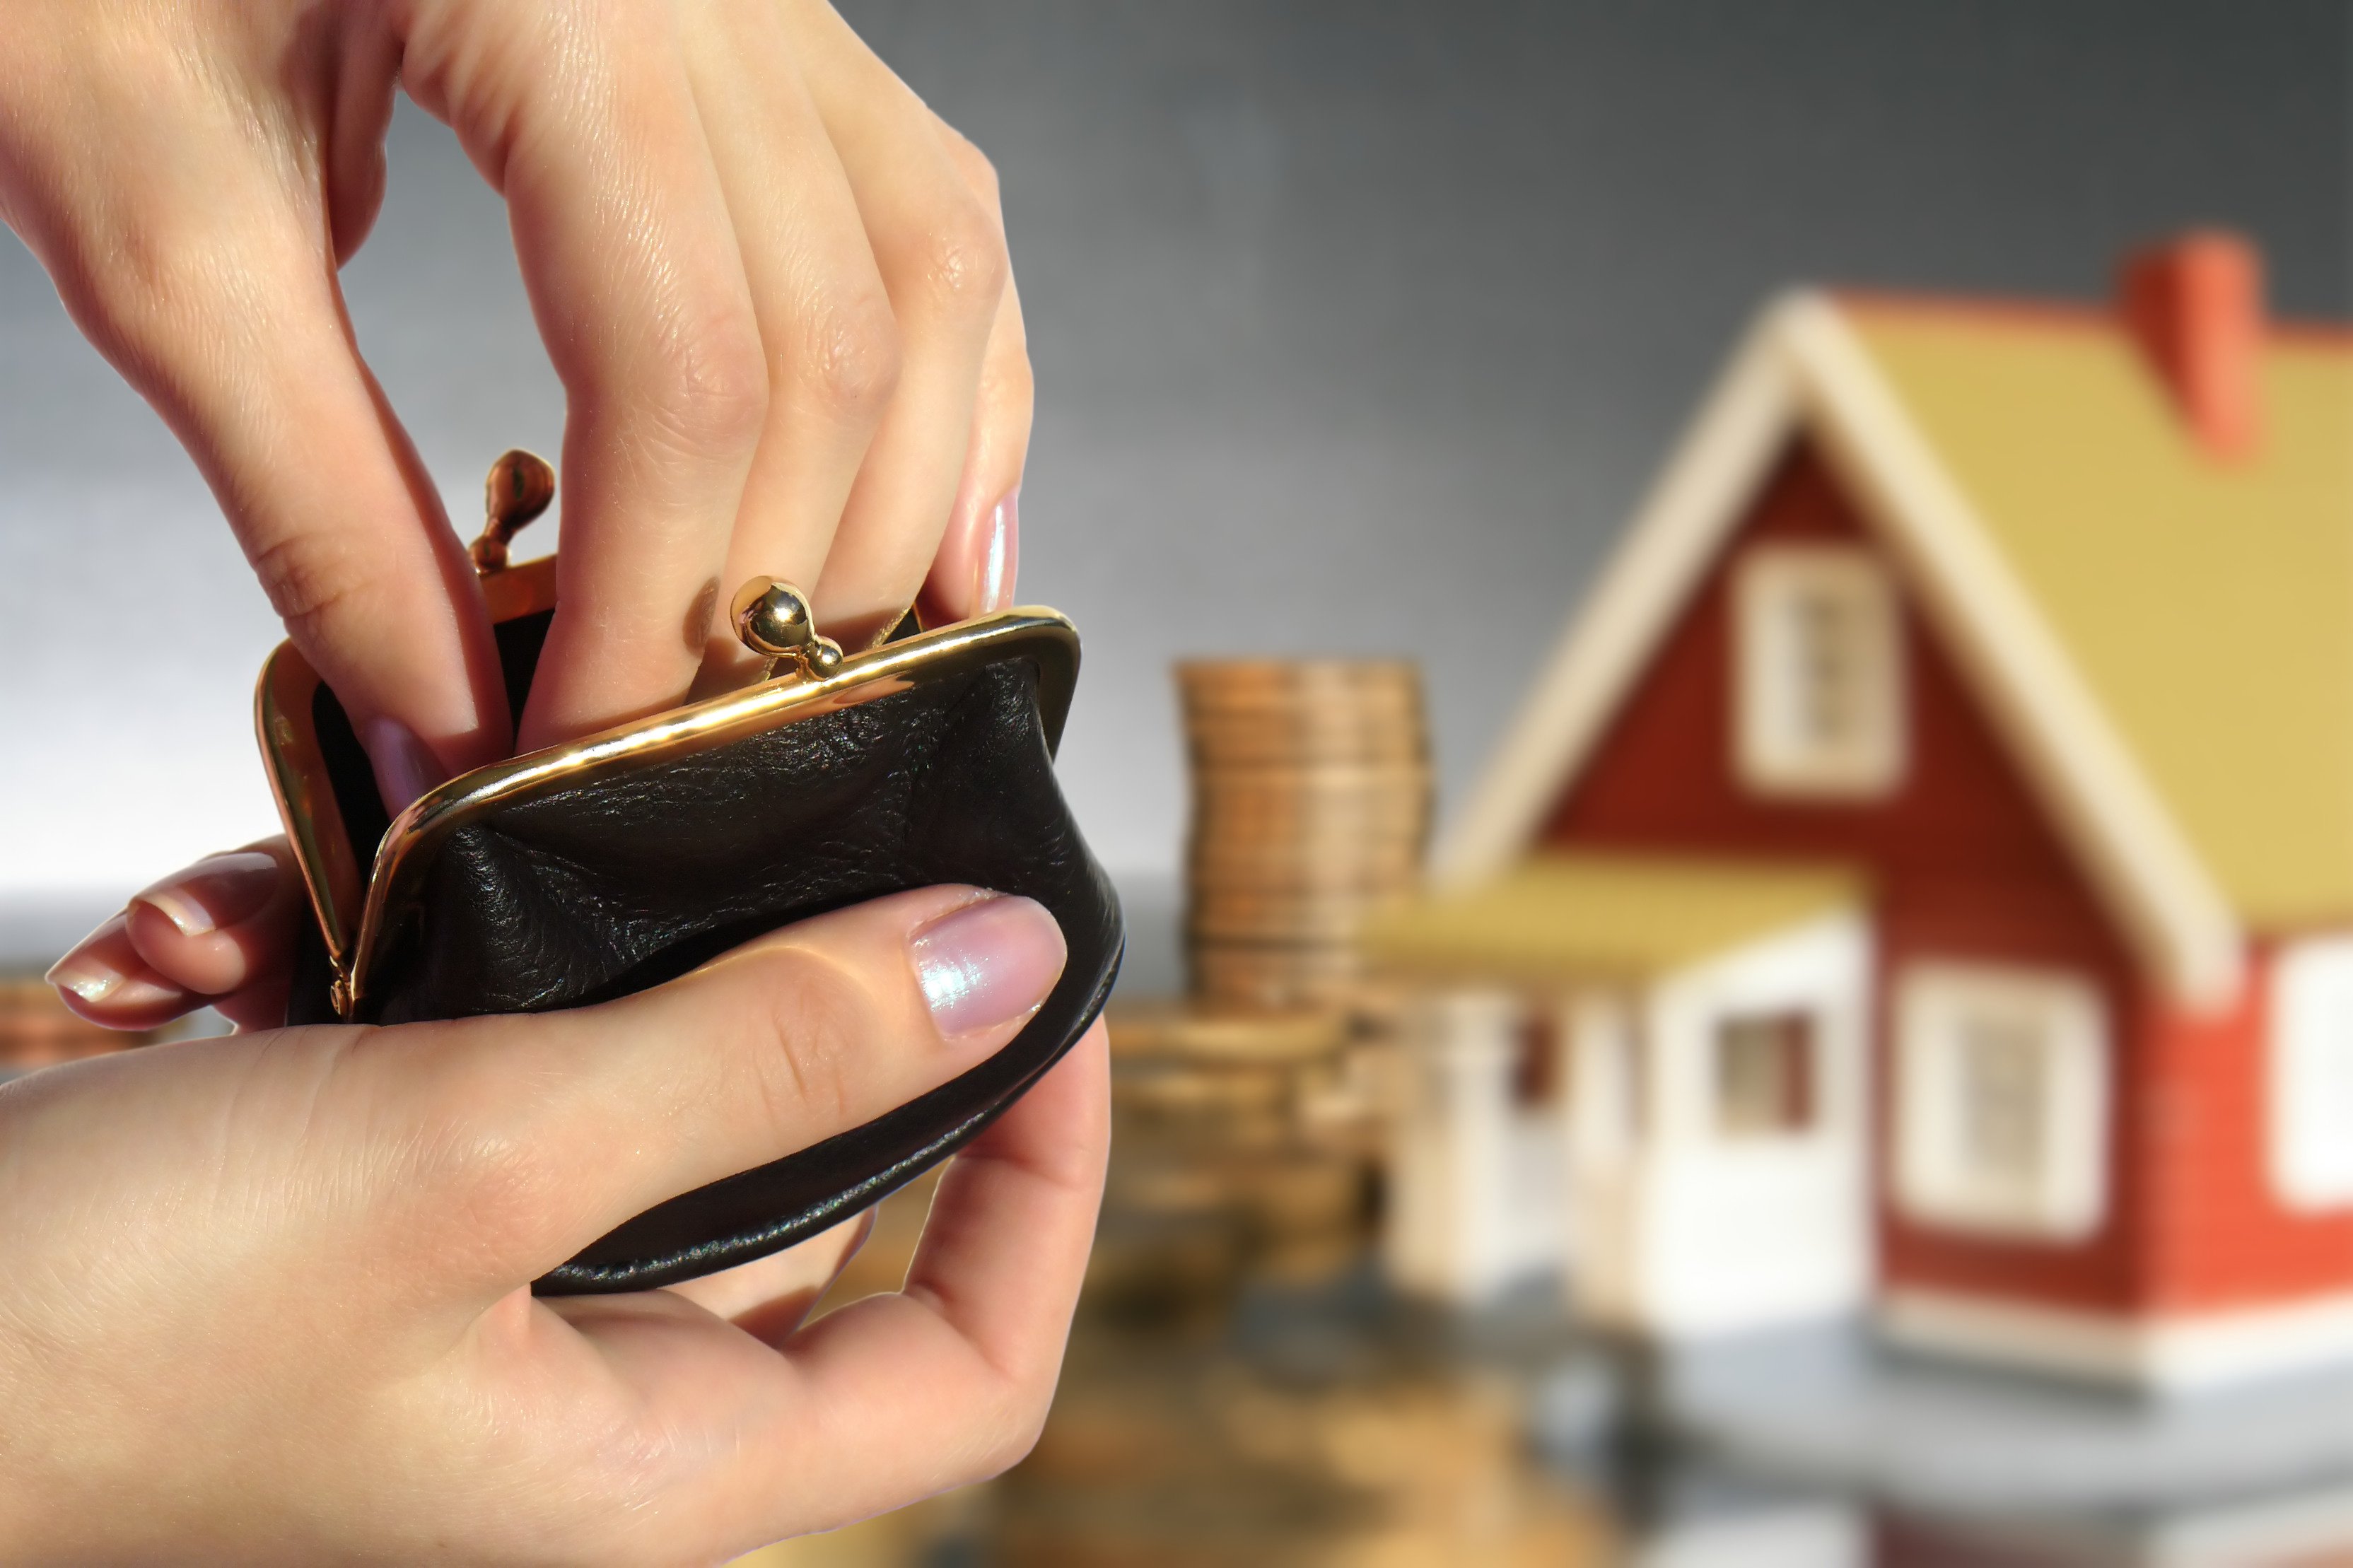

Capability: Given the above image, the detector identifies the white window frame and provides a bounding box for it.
[2270,937,2353,1210]
[1892,962,2109,1241]
[1732,542,1906,800]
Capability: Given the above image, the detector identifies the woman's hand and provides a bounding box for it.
[18,883,1102,1564]
[0,0,1031,809]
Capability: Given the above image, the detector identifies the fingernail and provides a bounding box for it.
[910,894,1065,1038]
[362,716,448,814]
[45,954,184,1016]
[44,938,182,1013]
[132,850,279,937]
[45,950,124,1006]
[975,488,1019,613]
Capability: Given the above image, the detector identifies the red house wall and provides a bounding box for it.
[1540,441,2353,1316]
[2139,950,2353,1310]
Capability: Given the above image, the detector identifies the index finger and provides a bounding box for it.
[405,10,766,750]
[21,124,513,807]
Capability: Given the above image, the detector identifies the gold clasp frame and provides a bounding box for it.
[257,450,1080,1020]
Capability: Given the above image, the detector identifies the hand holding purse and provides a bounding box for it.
[255,452,1123,1294]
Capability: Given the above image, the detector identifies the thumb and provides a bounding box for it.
[364,886,1069,1301]
[57,203,511,809]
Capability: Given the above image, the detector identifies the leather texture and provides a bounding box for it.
[286,611,1123,1294]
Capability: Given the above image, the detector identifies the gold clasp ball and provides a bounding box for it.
[732,577,844,677]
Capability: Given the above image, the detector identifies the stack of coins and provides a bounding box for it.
[1176,661,1431,1010]
[1089,1004,1366,1309]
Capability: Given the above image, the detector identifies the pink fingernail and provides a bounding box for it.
[976,488,1019,613]
[45,950,124,1006]
[363,716,448,814]
[132,850,280,937]
[45,947,180,1012]
[910,894,1064,1038]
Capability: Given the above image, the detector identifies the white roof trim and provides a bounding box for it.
[1437,293,2243,1007]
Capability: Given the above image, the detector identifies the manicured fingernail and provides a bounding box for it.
[910,894,1064,1038]
[45,950,123,1006]
[132,851,279,937]
[44,940,181,1012]
[975,489,1019,613]
[362,716,448,814]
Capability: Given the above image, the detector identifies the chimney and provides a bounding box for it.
[2118,231,2265,460]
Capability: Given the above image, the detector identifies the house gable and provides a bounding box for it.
[1427,283,2353,1360]
[1545,439,2151,1315]
[1440,296,2241,1005]
[1541,443,2098,900]
[1542,440,2353,1324]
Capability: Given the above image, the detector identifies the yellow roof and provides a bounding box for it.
[1842,302,2353,929]
[1363,853,1862,984]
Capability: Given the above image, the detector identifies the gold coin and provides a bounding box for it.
[1189,940,1366,1009]
[1184,896,1408,944]
[1107,1003,1345,1063]
[1177,662,1427,766]
[1111,1060,1293,1117]
[1184,850,1423,891]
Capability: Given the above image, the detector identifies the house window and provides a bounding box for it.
[1893,963,2108,1240]
[1733,543,1905,798]
[1713,1010,1816,1137]
[1513,1010,1562,1109]
[2270,938,2353,1209]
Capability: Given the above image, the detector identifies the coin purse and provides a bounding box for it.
[255,454,1123,1294]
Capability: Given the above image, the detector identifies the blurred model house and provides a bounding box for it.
[1373,235,2353,1396]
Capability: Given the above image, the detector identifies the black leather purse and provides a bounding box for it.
[255,453,1122,1295]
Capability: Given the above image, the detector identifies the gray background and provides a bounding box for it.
[2,1,2345,981]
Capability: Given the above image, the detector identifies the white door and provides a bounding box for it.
[1566,913,1872,1339]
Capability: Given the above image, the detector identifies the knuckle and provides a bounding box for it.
[970,1382,1053,1478]
[945,132,1003,206]
[246,527,369,644]
[984,344,1035,421]
[76,219,245,365]
[906,196,1010,323]
[638,298,770,457]
[742,948,870,1135]
[400,1103,572,1260]
[793,290,901,422]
